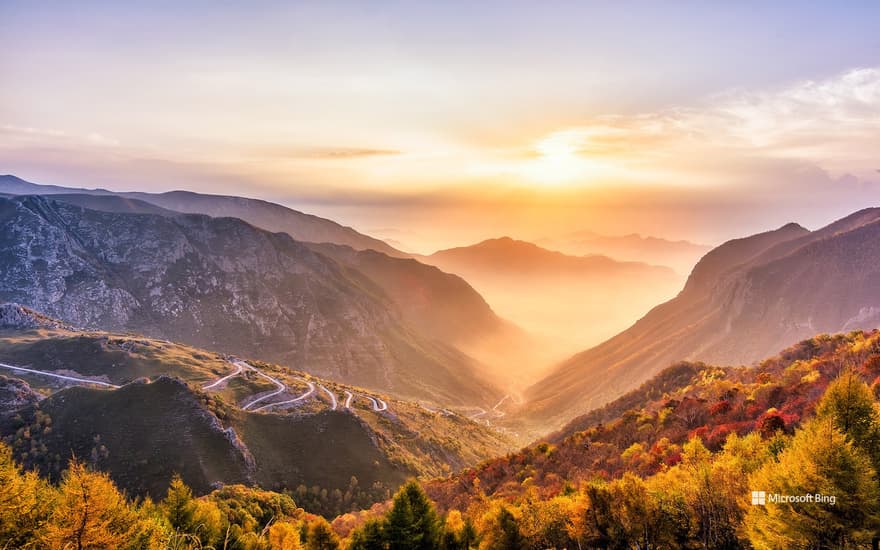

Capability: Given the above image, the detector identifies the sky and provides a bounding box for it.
[2,1,880,252]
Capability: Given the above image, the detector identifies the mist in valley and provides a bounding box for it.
[420,237,689,391]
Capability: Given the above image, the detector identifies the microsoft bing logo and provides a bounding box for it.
[751,491,767,505]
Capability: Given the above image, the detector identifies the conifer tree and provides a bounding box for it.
[41,460,144,550]
[162,474,198,533]
[348,519,386,550]
[384,480,441,550]
[0,441,54,547]
[305,517,340,550]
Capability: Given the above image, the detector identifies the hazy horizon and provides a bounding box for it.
[3,1,880,253]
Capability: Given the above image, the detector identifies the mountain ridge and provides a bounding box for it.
[0,195,502,406]
[522,208,880,431]
[0,174,404,257]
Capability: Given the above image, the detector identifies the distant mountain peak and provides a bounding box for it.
[780,221,808,231]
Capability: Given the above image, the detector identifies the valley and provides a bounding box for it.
[3,185,880,548]
[417,237,684,378]
[4,5,878,546]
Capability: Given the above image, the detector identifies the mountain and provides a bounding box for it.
[0,195,503,406]
[0,190,523,377]
[0,317,513,514]
[21,192,180,217]
[524,209,880,430]
[0,177,531,396]
[425,237,676,278]
[537,231,711,274]
[0,174,404,256]
[419,237,683,372]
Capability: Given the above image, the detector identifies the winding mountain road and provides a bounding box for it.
[200,358,392,415]
[365,395,388,412]
[253,379,316,412]
[491,395,511,418]
[240,362,288,410]
[0,362,120,388]
[201,361,245,390]
[319,384,338,410]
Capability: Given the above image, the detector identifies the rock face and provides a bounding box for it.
[525,209,880,429]
[0,303,70,330]
[0,195,500,405]
[0,376,41,420]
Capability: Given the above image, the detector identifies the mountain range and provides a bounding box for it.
[0,174,404,256]
[0,194,503,405]
[537,231,711,274]
[523,209,880,431]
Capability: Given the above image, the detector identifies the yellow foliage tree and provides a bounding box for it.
[269,521,303,550]
[745,417,880,548]
[0,441,54,547]
[40,459,148,550]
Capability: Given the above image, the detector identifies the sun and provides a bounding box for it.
[525,130,594,185]
[536,131,581,160]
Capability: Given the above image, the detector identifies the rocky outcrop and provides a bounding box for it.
[0,303,71,330]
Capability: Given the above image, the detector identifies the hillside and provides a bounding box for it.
[0,317,514,516]
[5,328,879,548]
[0,174,404,256]
[0,195,504,406]
[309,243,535,381]
[428,330,880,509]
[524,210,880,430]
[420,237,683,368]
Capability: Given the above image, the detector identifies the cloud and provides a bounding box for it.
[249,145,402,160]
[534,68,880,182]
[1,124,119,148]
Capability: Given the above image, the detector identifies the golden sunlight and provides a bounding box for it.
[523,130,607,185]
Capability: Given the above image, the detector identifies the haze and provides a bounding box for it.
[3,1,880,383]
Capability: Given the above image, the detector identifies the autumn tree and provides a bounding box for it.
[305,517,340,550]
[816,370,880,469]
[608,473,664,549]
[441,509,478,550]
[0,441,54,547]
[269,521,304,550]
[478,505,524,550]
[745,418,880,548]
[580,481,627,549]
[41,459,154,550]
[518,492,578,550]
[678,437,746,549]
[163,474,198,533]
